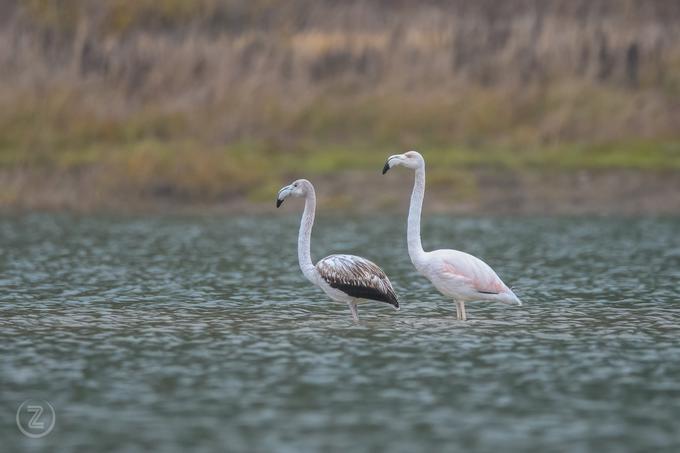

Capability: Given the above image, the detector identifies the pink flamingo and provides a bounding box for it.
[382,151,521,320]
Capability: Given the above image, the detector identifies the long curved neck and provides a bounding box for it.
[298,189,318,283]
[407,165,427,268]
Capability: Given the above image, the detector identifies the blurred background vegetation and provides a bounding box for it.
[1,0,679,213]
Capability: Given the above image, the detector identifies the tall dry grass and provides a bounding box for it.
[0,0,679,208]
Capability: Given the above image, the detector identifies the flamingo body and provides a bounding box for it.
[316,254,399,308]
[419,249,520,305]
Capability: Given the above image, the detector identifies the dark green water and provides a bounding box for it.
[1,213,679,452]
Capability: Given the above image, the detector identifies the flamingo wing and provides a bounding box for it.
[316,254,399,308]
[435,250,509,296]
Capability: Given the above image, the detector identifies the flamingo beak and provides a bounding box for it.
[382,160,391,175]
[276,185,292,208]
[383,155,401,174]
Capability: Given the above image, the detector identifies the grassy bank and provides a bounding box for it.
[2,135,679,213]
[1,1,679,212]
[1,82,679,208]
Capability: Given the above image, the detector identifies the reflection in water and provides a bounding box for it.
[1,214,679,452]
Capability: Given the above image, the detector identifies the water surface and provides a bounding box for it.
[1,214,679,452]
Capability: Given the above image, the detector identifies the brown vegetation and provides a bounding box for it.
[0,0,679,213]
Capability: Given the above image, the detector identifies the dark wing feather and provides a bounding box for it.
[316,254,399,308]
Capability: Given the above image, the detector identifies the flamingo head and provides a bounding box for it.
[276,179,312,208]
[382,150,424,174]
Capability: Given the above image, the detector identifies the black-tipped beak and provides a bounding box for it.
[276,199,284,208]
[382,161,391,175]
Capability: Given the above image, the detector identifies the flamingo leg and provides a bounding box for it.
[460,301,467,321]
[348,301,359,322]
[455,301,462,320]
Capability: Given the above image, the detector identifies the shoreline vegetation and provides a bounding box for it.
[1,1,679,214]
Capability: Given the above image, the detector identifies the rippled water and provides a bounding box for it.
[1,213,679,452]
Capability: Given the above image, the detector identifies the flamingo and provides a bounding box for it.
[382,151,521,320]
[276,179,399,321]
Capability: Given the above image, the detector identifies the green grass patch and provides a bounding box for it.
[1,84,678,205]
